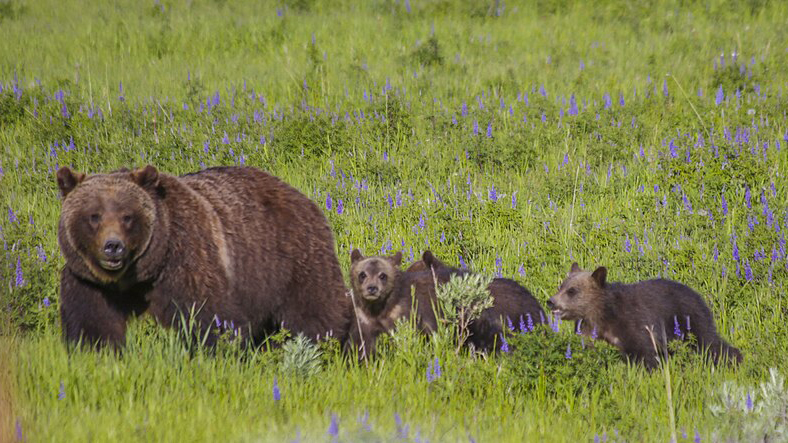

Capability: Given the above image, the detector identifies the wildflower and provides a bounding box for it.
[745,186,752,209]
[433,357,441,378]
[473,120,479,136]
[518,264,525,276]
[327,414,339,439]
[8,208,17,223]
[576,319,583,335]
[272,377,281,401]
[325,193,332,211]
[624,234,632,253]
[694,429,701,443]
[683,193,693,213]
[15,420,22,441]
[518,315,527,333]
[43,297,50,308]
[673,316,682,338]
[15,258,24,287]
[336,199,344,215]
[715,85,724,105]
[744,260,753,281]
[511,191,517,208]
[591,325,598,340]
[489,186,498,202]
[36,245,47,262]
[486,122,492,138]
[500,334,510,353]
[565,343,572,359]
[721,194,728,216]
[745,392,753,411]
[58,381,65,400]
[526,313,534,332]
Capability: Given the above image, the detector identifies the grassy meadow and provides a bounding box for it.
[2,0,788,441]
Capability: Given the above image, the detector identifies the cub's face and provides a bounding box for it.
[350,249,402,303]
[57,166,159,283]
[547,263,607,321]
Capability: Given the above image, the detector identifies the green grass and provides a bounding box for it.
[1,0,788,441]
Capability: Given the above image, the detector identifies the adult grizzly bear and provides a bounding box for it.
[410,251,546,351]
[56,165,351,350]
[547,263,742,369]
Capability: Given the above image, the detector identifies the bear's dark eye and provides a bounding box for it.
[89,213,100,225]
[379,273,387,282]
[358,272,366,281]
[122,215,133,225]
[567,287,578,297]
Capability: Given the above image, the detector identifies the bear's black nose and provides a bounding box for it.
[546,298,556,309]
[103,239,126,258]
[366,286,378,294]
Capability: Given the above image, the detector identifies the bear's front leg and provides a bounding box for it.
[59,269,129,350]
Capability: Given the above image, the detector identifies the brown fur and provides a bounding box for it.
[56,165,352,350]
[548,263,743,369]
[414,251,547,351]
[346,250,439,358]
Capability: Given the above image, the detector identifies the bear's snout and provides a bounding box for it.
[546,298,556,309]
[366,285,379,295]
[103,238,126,258]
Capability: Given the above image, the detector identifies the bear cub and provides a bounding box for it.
[409,251,546,351]
[548,263,742,369]
[346,249,439,358]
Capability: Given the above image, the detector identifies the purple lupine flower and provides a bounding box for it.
[506,316,514,331]
[745,186,752,209]
[15,258,24,287]
[461,102,468,117]
[15,420,22,441]
[426,363,434,383]
[488,186,497,202]
[472,120,479,136]
[518,315,527,333]
[336,199,344,215]
[433,357,441,378]
[273,377,281,401]
[683,193,693,213]
[686,315,691,332]
[673,316,682,338]
[721,194,728,216]
[669,139,678,158]
[745,392,753,411]
[486,122,493,138]
[694,429,701,443]
[8,208,17,223]
[715,85,724,105]
[43,297,50,308]
[500,334,510,353]
[576,319,583,335]
[511,191,517,208]
[325,193,332,210]
[328,414,339,439]
[565,343,572,359]
[663,79,669,97]
[624,234,632,253]
[733,239,740,262]
[551,315,560,333]
[58,381,65,400]
[458,254,466,269]
[526,313,534,332]
[562,152,569,167]
[744,260,753,281]
[591,325,598,340]
[518,264,525,276]
[36,245,47,262]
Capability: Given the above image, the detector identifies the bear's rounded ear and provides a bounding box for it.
[390,251,403,266]
[591,266,607,287]
[350,249,363,263]
[56,167,86,197]
[422,250,434,266]
[131,165,159,190]
[570,262,582,274]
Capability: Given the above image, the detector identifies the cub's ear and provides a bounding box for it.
[591,266,607,287]
[390,251,403,266]
[350,249,363,264]
[56,167,85,197]
[131,165,159,189]
[570,262,582,274]
[422,250,435,267]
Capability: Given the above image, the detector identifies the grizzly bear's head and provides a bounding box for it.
[56,165,161,284]
[349,249,402,303]
[547,263,608,321]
